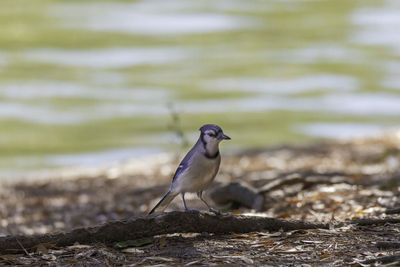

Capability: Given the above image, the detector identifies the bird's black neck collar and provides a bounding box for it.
[200,133,220,159]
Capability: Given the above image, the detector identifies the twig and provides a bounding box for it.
[349,217,400,226]
[167,102,189,149]
[385,207,400,215]
[376,241,400,249]
[259,172,355,194]
[15,237,33,258]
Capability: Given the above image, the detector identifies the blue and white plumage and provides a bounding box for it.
[149,124,230,214]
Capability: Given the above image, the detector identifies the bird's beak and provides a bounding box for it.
[220,133,231,140]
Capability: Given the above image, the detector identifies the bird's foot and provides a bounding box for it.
[184,208,200,213]
[209,208,221,215]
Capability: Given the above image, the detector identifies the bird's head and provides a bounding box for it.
[199,124,231,146]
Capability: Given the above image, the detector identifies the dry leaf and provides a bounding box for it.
[67,259,79,264]
[115,238,153,249]
[143,256,174,262]
[268,232,283,237]
[239,256,254,264]
[302,240,324,244]
[68,244,92,250]
[185,260,202,266]
[159,237,168,247]
[286,198,301,203]
[0,254,21,264]
[232,233,257,238]
[277,213,291,219]
[291,229,308,235]
[35,244,49,255]
[258,240,274,246]
[41,254,57,261]
[33,242,57,253]
[122,248,144,253]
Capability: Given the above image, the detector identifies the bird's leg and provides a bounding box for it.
[181,193,198,213]
[197,191,221,215]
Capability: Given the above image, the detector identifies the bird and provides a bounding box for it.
[149,124,230,214]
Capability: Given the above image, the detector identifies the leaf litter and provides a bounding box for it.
[1,133,400,265]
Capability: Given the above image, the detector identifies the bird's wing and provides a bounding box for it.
[171,147,196,182]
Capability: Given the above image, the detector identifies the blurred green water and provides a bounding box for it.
[0,0,400,173]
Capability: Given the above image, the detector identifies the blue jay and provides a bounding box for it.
[149,124,230,214]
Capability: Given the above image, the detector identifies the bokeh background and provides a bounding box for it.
[1,0,400,176]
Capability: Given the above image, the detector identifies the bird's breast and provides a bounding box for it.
[172,153,221,193]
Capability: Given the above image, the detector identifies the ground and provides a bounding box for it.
[1,133,400,266]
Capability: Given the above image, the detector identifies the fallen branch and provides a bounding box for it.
[349,217,400,226]
[259,172,355,194]
[2,212,400,255]
[385,207,400,215]
[0,211,328,254]
[209,173,355,210]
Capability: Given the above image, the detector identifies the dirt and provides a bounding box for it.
[1,133,400,266]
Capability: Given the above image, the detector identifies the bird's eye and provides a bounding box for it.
[207,132,216,137]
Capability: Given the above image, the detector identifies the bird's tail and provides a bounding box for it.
[148,191,178,214]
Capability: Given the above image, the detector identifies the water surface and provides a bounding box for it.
[1,0,399,174]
